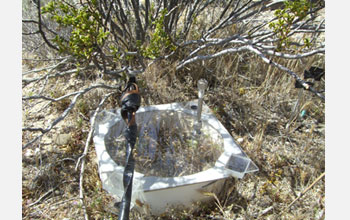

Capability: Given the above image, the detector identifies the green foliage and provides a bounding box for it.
[42,1,109,60]
[42,1,176,61]
[140,9,177,59]
[269,0,312,50]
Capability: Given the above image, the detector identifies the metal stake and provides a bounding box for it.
[195,79,208,134]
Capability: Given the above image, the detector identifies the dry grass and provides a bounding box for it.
[138,52,325,220]
[22,50,324,219]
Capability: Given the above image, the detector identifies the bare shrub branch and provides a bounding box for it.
[245,45,325,100]
[22,84,119,149]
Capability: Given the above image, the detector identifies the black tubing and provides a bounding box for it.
[118,113,137,220]
[118,76,141,220]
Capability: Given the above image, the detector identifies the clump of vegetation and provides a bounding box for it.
[140,8,177,59]
[41,0,109,60]
[269,0,314,50]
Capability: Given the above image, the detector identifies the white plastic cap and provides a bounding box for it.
[198,79,208,98]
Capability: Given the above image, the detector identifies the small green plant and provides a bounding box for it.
[77,117,84,129]
[77,99,89,116]
[140,9,177,59]
[269,0,313,50]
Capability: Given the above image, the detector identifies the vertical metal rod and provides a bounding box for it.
[195,79,208,134]
[197,79,208,122]
[197,99,203,123]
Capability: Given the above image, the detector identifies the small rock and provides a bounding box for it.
[54,133,71,145]
[24,149,34,157]
[34,147,40,155]
[46,145,54,152]
[237,137,244,144]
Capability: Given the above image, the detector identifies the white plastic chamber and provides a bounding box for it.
[92,100,258,215]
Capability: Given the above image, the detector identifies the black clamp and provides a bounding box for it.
[120,76,141,126]
[295,66,324,90]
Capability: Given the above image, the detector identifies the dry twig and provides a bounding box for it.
[28,187,57,208]
[76,92,116,220]
[285,172,325,211]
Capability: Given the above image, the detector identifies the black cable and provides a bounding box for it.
[118,76,141,220]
